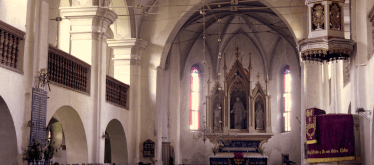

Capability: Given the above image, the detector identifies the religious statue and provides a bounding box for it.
[255,104,264,130]
[231,97,246,129]
[213,104,222,130]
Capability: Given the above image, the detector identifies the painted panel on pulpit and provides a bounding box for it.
[230,91,247,129]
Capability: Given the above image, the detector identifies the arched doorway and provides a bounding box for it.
[104,119,128,164]
[0,96,18,164]
[47,117,67,164]
[49,106,88,164]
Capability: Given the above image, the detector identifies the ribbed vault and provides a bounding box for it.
[169,1,297,77]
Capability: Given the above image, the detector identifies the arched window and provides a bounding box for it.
[283,66,291,132]
[190,66,200,130]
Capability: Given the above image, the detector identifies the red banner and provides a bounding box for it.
[305,108,326,144]
[307,114,355,163]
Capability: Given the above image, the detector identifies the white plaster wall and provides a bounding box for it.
[178,37,215,165]
[0,68,29,164]
[0,0,36,164]
[0,0,27,32]
[138,36,159,164]
[168,43,182,164]
[265,38,301,165]
[218,34,265,85]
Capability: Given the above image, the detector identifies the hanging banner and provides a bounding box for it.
[30,88,48,146]
[307,114,355,163]
[305,108,326,144]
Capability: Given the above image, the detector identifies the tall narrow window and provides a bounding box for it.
[283,67,291,132]
[190,66,200,130]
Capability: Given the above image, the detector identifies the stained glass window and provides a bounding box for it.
[283,67,291,132]
[190,66,200,130]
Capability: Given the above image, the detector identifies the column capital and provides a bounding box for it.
[108,38,148,65]
[60,6,117,37]
[107,38,148,50]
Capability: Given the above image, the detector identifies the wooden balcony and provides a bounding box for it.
[106,75,129,109]
[0,20,25,73]
[48,46,90,94]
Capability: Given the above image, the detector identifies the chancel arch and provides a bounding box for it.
[104,119,128,164]
[49,106,88,164]
[157,0,301,70]
[159,1,302,164]
[0,96,18,165]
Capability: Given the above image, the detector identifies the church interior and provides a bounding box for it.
[0,0,374,164]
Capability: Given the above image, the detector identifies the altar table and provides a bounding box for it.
[210,156,268,165]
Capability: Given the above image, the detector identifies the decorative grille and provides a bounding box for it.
[0,20,25,72]
[106,75,129,109]
[48,46,90,94]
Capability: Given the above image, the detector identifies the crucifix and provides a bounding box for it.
[235,44,241,60]
[256,71,261,81]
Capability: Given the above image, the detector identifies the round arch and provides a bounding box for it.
[49,106,88,164]
[0,96,18,164]
[104,119,128,164]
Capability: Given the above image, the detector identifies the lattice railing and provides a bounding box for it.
[0,20,25,72]
[106,75,129,109]
[48,46,90,94]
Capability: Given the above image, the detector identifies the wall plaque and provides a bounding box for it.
[30,88,48,146]
[143,139,155,157]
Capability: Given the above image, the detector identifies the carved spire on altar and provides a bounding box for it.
[235,44,241,60]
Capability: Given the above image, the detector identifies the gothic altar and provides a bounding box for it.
[204,46,273,164]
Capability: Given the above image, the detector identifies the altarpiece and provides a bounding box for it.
[205,46,273,155]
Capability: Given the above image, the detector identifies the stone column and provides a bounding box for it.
[155,67,165,165]
[304,63,324,110]
[30,0,51,87]
[354,0,368,112]
[302,62,323,164]
[107,38,148,163]
[23,0,52,164]
[168,44,181,164]
[322,63,330,113]
[332,61,343,113]
[61,6,117,163]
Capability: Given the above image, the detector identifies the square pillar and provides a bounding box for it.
[61,6,117,163]
[107,38,148,163]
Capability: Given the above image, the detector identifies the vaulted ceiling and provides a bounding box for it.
[170,1,297,75]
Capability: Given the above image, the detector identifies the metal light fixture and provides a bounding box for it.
[356,108,372,121]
